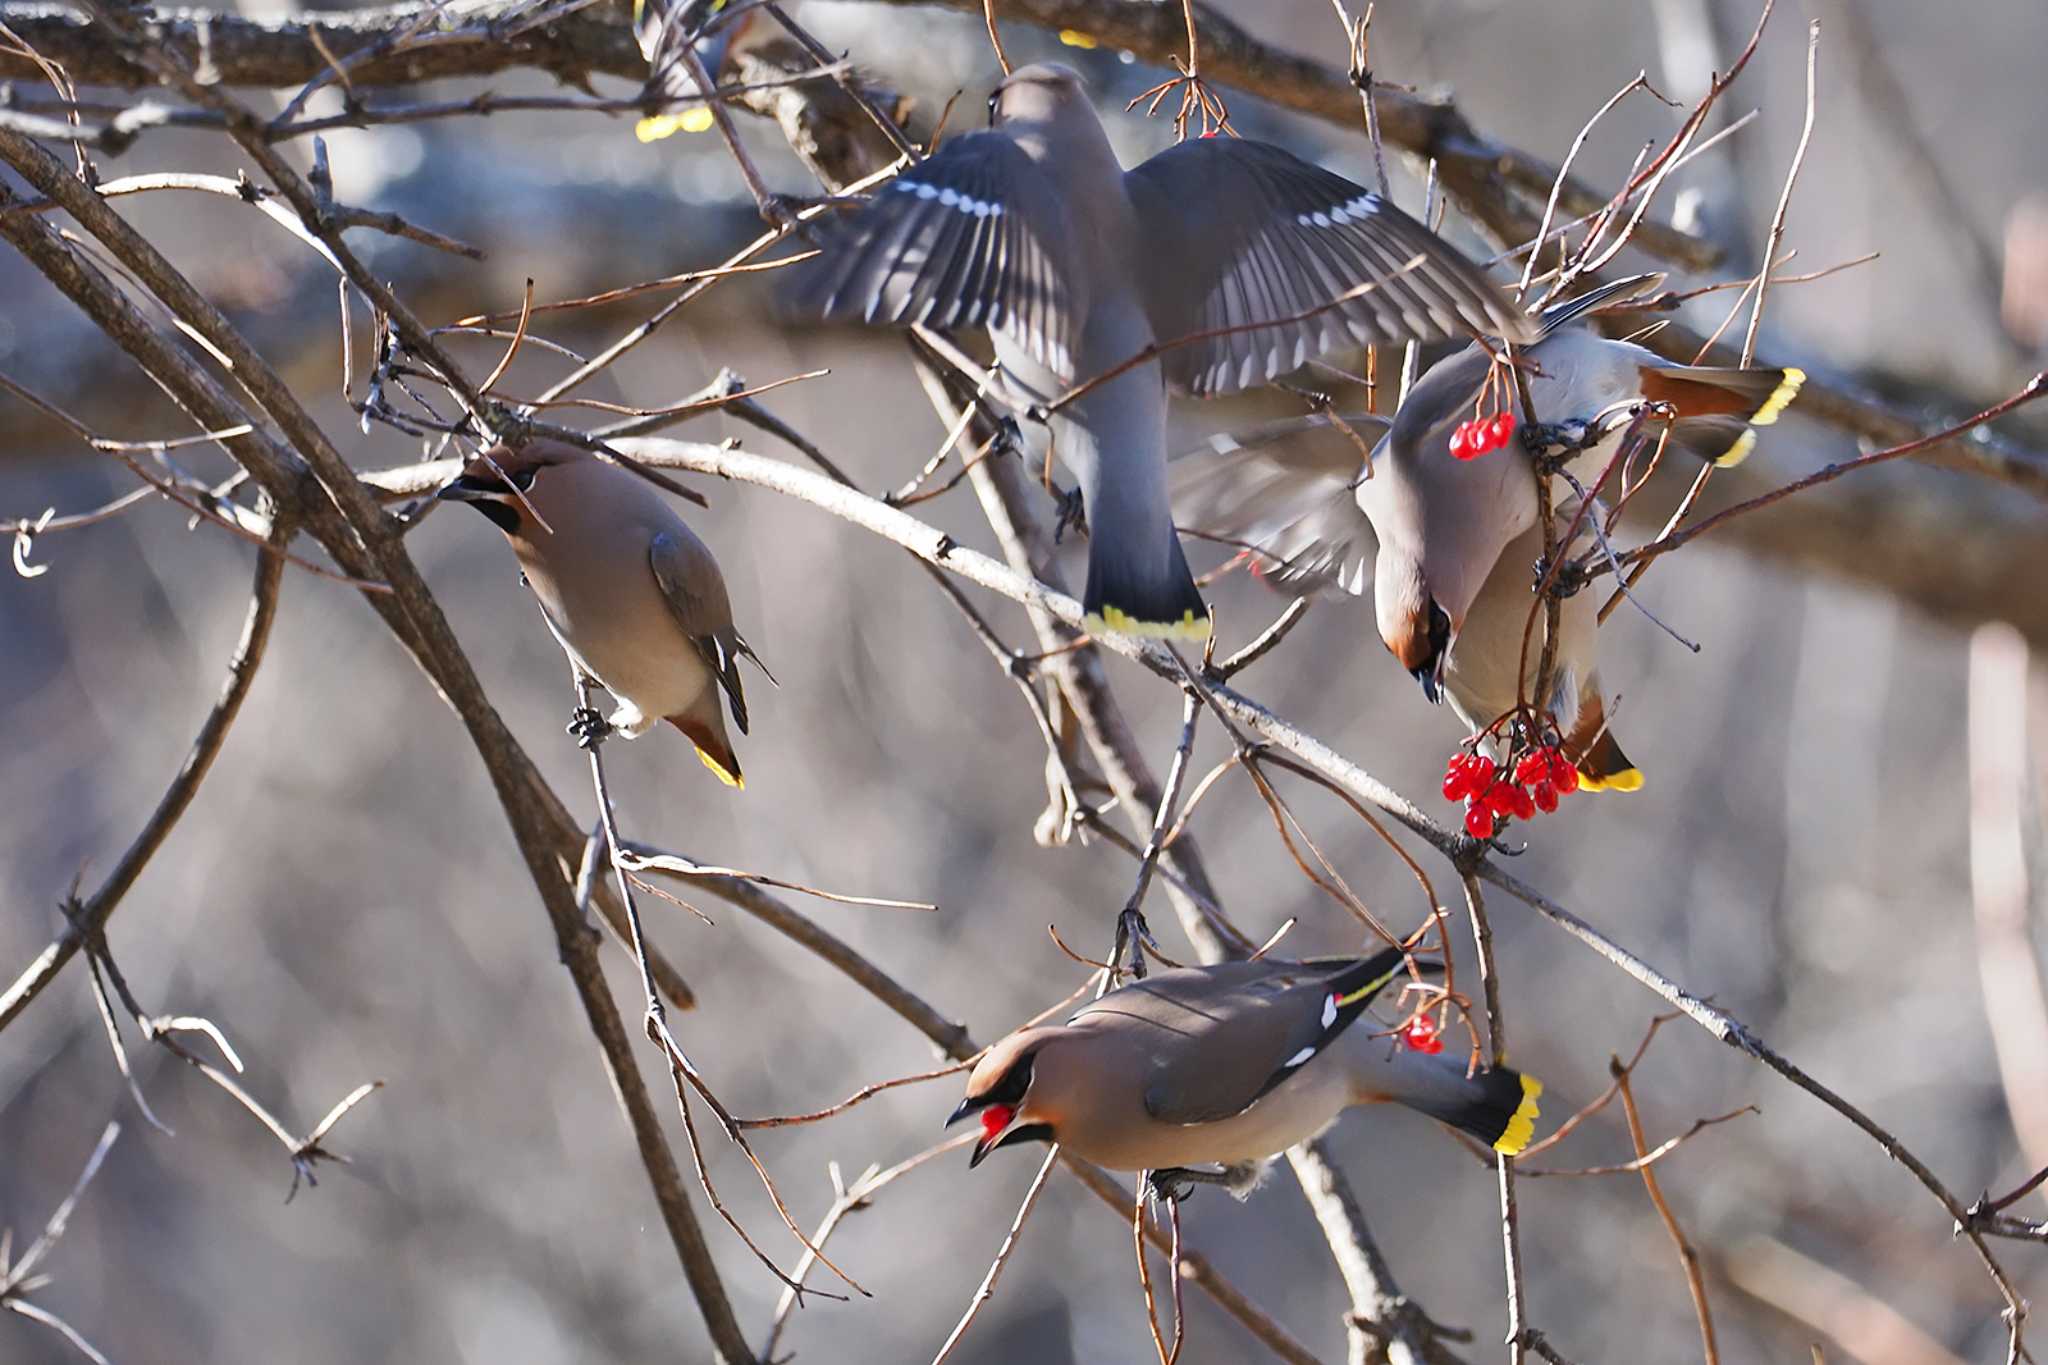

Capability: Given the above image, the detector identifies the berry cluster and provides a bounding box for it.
[1441,744,1580,839]
[1400,1011,1444,1054]
[1449,410,1517,461]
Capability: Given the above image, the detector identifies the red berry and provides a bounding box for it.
[1464,803,1495,839]
[1486,784,1519,817]
[1468,420,1495,455]
[1553,762,1579,795]
[1468,756,1496,789]
[1508,786,1537,821]
[1533,779,1559,813]
[1442,769,1468,802]
[1402,1013,1443,1054]
[1491,413,1517,447]
[1514,753,1549,787]
[1448,425,1471,460]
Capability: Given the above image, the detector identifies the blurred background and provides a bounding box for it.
[4,0,2047,1361]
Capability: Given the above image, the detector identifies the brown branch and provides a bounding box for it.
[0,124,759,1365]
[1460,875,1529,1365]
[1613,1060,1719,1364]
[1,505,285,1034]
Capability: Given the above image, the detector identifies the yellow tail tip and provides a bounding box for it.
[1057,28,1099,48]
[1086,605,1211,641]
[695,746,745,789]
[1714,429,1757,468]
[1576,765,1644,793]
[636,106,716,142]
[1493,1074,1544,1156]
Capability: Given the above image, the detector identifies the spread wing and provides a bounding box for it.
[1125,139,1535,397]
[1071,954,1407,1126]
[649,529,763,734]
[791,132,1078,375]
[1170,412,1388,596]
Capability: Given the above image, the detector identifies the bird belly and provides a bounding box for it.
[1060,1063,1353,1172]
[529,551,713,733]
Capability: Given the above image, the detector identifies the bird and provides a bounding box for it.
[437,439,767,787]
[1171,274,1803,788]
[792,60,1534,638]
[946,948,1541,1198]
[631,0,775,142]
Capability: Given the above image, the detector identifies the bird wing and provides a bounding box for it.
[793,132,1079,375]
[649,529,761,734]
[1070,954,1409,1126]
[1168,412,1387,596]
[1124,139,1535,397]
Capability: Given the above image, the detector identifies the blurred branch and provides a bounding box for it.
[1460,876,1530,1365]
[1966,623,2048,1191]
[1722,1235,1967,1365]
[0,507,285,1035]
[0,1121,120,1365]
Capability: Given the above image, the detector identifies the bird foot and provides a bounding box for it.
[1111,905,1157,980]
[567,707,614,751]
[1145,1166,1239,1205]
[1520,418,1594,472]
[1052,486,1088,544]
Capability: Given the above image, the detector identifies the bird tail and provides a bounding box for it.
[1380,1050,1544,1156]
[1083,530,1211,639]
[666,713,745,790]
[631,0,743,142]
[1563,693,1642,793]
[1635,365,1806,468]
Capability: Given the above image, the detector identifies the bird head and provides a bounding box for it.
[436,441,582,537]
[989,62,1089,128]
[1375,555,1455,704]
[947,1028,1061,1167]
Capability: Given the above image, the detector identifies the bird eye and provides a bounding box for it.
[509,466,538,492]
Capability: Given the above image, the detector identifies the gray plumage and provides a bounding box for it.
[795,61,1532,636]
[438,440,763,787]
[948,951,1542,1183]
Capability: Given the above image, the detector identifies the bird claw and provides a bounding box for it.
[567,707,613,751]
[1532,554,1590,598]
[1520,419,1593,471]
[1052,487,1087,544]
[1146,1168,1201,1204]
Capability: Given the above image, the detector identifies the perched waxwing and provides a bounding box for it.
[946,950,1541,1195]
[438,439,767,787]
[1171,274,1802,789]
[631,0,779,142]
[793,61,1534,638]
[1439,517,1638,791]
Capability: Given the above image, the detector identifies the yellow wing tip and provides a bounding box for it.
[1493,1074,1544,1156]
[1057,28,1099,48]
[636,107,715,142]
[1750,368,1805,427]
[695,746,745,789]
[1576,765,1644,794]
[1087,605,1212,641]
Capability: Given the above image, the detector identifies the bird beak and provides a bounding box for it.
[1411,659,1444,705]
[436,473,503,503]
[944,1096,979,1131]
[438,474,523,533]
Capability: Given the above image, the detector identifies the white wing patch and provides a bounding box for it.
[1320,992,1339,1029]
[1294,193,1379,230]
[894,178,1004,218]
[1283,1046,1317,1068]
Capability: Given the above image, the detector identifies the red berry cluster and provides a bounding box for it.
[1441,744,1580,839]
[1401,1011,1444,1054]
[1449,410,1517,461]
